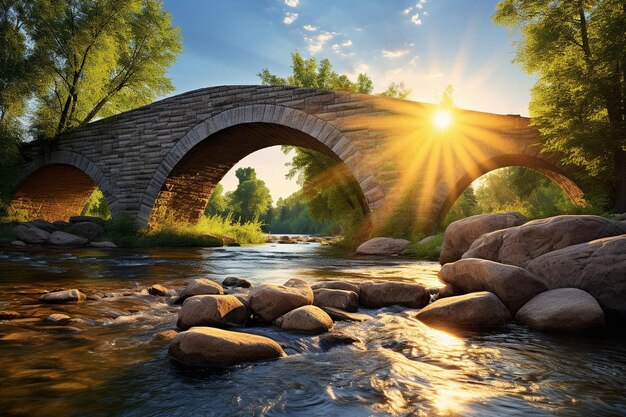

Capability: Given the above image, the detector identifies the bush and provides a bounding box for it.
[402,233,444,261]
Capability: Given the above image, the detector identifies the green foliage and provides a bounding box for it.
[229,167,272,223]
[443,187,479,227]
[379,82,412,99]
[402,233,444,261]
[265,191,332,235]
[493,0,626,211]
[103,214,141,247]
[204,183,228,217]
[81,189,111,219]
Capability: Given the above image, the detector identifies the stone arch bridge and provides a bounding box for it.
[10,85,584,233]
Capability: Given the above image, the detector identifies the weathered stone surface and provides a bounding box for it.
[313,288,359,312]
[222,277,252,288]
[274,305,333,334]
[311,280,360,296]
[44,313,71,325]
[439,258,548,313]
[148,284,169,296]
[0,310,20,320]
[436,284,462,299]
[68,221,105,241]
[49,231,89,246]
[359,281,430,308]
[169,327,286,367]
[177,278,224,303]
[416,291,511,329]
[320,306,371,322]
[356,237,410,256]
[463,215,626,268]
[177,295,248,330]
[527,235,626,318]
[440,212,526,264]
[28,220,59,233]
[248,279,314,322]
[40,289,86,303]
[13,224,50,244]
[516,288,605,331]
[89,241,117,248]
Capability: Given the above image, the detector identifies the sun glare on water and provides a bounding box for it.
[433,110,453,130]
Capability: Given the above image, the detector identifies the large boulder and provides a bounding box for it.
[248,279,313,322]
[176,278,224,303]
[222,277,252,288]
[440,212,526,264]
[311,280,360,296]
[68,221,105,241]
[527,235,626,318]
[168,327,286,367]
[515,288,605,331]
[274,305,333,334]
[40,289,86,303]
[313,288,359,312]
[49,231,88,246]
[463,215,626,268]
[356,237,410,256]
[439,258,548,314]
[359,281,430,308]
[27,220,59,233]
[416,291,511,329]
[13,224,50,244]
[177,295,248,330]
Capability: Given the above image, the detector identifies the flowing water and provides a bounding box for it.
[0,243,625,417]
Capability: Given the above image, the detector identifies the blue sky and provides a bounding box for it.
[163,0,534,201]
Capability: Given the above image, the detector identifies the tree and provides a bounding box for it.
[204,183,228,217]
[27,0,182,138]
[494,0,626,212]
[379,82,412,99]
[229,167,272,223]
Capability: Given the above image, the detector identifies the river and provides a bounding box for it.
[0,242,625,416]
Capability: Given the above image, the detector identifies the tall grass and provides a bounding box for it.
[402,233,444,261]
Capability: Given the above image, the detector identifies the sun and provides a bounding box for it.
[433,109,453,130]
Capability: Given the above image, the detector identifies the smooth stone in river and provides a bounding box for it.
[311,280,360,296]
[320,306,371,322]
[148,284,170,296]
[44,313,71,325]
[13,224,50,245]
[40,289,86,304]
[168,327,286,367]
[356,237,410,256]
[516,288,605,331]
[359,281,430,309]
[274,305,333,334]
[313,288,359,312]
[49,231,88,246]
[67,221,105,241]
[89,241,117,248]
[248,278,313,322]
[176,278,224,303]
[177,295,248,330]
[222,277,252,288]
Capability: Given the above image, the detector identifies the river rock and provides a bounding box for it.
[13,224,50,244]
[248,279,314,322]
[69,215,105,225]
[177,295,248,330]
[313,288,359,312]
[463,215,626,268]
[0,310,20,320]
[440,212,526,264]
[439,258,548,313]
[356,237,410,256]
[68,221,105,241]
[176,278,224,303]
[168,327,286,367]
[89,241,117,248]
[11,240,26,246]
[40,289,86,303]
[311,280,360,296]
[320,306,372,322]
[274,305,333,334]
[359,281,430,308]
[515,288,605,331]
[49,231,88,246]
[436,284,462,299]
[527,235,626,318]
[319,332,361,350]
[416,291,511,329]
[155,329,178,341]
[222,277,252,288]
[28,220,59,233]
[148,284,170,296]
[44,313,71,325]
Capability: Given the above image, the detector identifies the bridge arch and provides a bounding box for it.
[10,151,117,222]
[138,104,380,228]
[435,154,585,225]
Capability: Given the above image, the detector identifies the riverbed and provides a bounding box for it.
[0,242,625,416]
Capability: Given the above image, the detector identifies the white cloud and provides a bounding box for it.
[347,63,370,79]
[402,7,412,14]
[285,0,299,7]
[342,39,352,47]
[410,13,422,25]
[416,3,423,9]
[283,12,298,25]
[382,48,410,59]
[410,56,419,66]
[331,43,340,51]
[303,24,318,31]
[305,31,335,53]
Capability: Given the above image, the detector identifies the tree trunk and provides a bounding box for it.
[615,149,626,213]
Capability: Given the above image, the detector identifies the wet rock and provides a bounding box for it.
[10,240,25,246]
[527,234,626,319]
[313,288,359,312]
[359,281,430,309]
[67,221,105,241]
[69,215,105,225]
[356,237,410,256]
[13,224,50,244]
[227,242,241,247]
[40,289,86,304]
[49,231,88,246]
[248,279,314,322]
[222,277,252,288]
[311,280,360,296]
[28,220,59,233]
[44,313,72,325]
[440,212,526,264]
[177,295,248,330]
[319,332,361,351]
[463,215,626,268]
[148,284,170,296]
[52,220,70,229]
[176,278,224,303]
[439,258,548,314]
[274,305,333,334]
[0,310,20,320]
[154,329,178,341]
[436,284,462,299]
[516,288,605,331]
[416,291,511,330]
[169,327,286,367]
[89,241,117,248]
[320,306,371,322]
[47,326,83,334]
